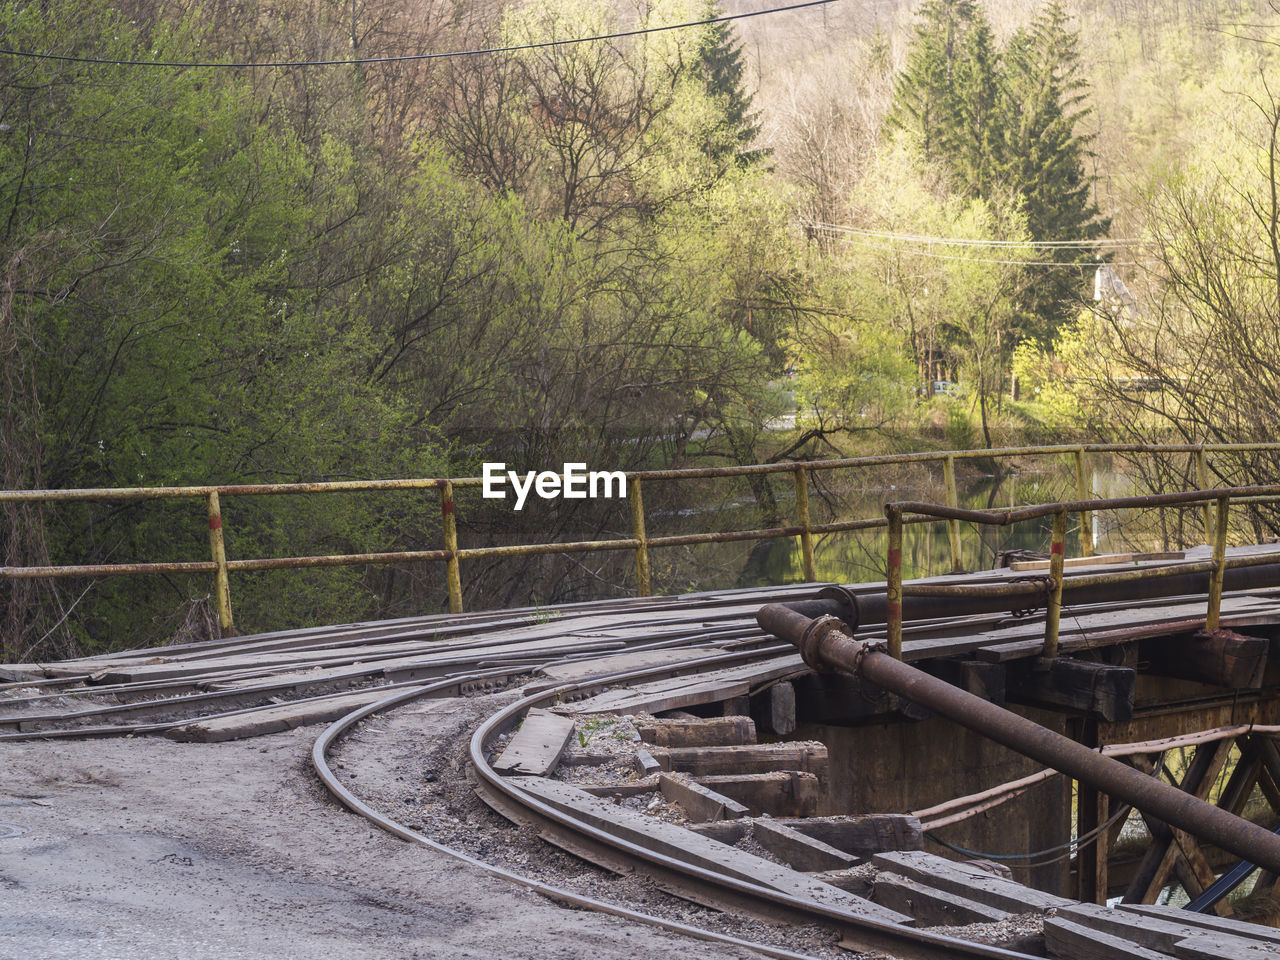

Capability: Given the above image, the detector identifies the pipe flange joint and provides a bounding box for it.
[815,585,860,632]
[798,614,852,673]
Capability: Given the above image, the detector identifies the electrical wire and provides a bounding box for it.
[820,233,1140,267]
[0,0,837,69]
[803,219,1144,249]
[925,755,1166,867]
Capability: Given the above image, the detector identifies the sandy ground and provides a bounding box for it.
[0,727,772,960]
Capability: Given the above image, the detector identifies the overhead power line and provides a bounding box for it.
[803,219,1146,249]
[0,0,837,69]
[822,234,1139,267]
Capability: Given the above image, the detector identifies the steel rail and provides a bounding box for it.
[465,682,1041,959]
[306,653,1043,960]
[0,598,793,736]
[310,680,831,960]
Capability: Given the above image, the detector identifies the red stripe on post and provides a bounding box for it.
[887,548,902,566]
[1050,541,1064,555]
[442,501,455,516]
[208,516,222,530]
[888,600,902,618]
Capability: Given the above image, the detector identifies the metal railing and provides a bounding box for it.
[3,442,1280,636]
[883,485,1280,660]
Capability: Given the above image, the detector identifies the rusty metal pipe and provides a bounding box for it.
[757,603,1280,878]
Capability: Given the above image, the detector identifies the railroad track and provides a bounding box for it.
[9,571,1280,959]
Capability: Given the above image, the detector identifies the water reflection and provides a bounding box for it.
[648,456,1214,594]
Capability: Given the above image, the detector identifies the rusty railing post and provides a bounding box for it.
[793,466,817,582]
[886,503,903,659]
[629,476,651,597]
[206,491,235,635]
[1207,496,1229,629]
[1197,449,1214,543]
[943,456,963,573]
[439,480,463,614]
[1074,447,1093,557]
[1043,509,1067,658]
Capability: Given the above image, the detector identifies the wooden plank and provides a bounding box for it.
[1170,827,1229,916]
[577,781,655,799]
[693,772,822,818]
[808,869,873,897]
[1116,904,1280,946]
[512,777,913,926]
[559,654,808,716]
[751,819,857,872]
[782,815,922,857]
[760,680,796,736]
[636,716,756,748]
[562,677,751,716]
[873,875,1010,927]
[1010,551,1185,571]
[646,741,828,780]
[1044,916,1172,960]
[1059,902,1262,954]
[1173,932,1280,959]
[690,815,921,858]
[974,597,1280,664]
[691,819,856,870]
[162,688,398,742]
[1146,630,1270,689]
[492,708,576,777]
[657,773,749,822]
[872,851,1073,913]
[1006,657,1134,722]
[634,749,663,778]
[525,648,726,692]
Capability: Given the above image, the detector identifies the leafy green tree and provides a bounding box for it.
[0,4,455,654]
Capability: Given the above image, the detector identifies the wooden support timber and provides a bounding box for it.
[1144,629,1270,689]
[1007,657,1135,723]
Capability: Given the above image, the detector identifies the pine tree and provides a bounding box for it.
[948,17,1004,198]
[888,0,1109,340]
[1001,0,1111,338]
[885,0,1004,196]
[697,0,765,166]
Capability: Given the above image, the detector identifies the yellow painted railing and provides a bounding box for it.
[883,487,1277,661]
[3,443,1279,634]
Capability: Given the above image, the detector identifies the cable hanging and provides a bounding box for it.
[821,234,1139,268]
[803,218,1147,249]
[0,0,836,69]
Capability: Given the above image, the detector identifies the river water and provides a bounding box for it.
[640,452,1215,594]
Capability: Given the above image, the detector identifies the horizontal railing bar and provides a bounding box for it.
[6,442,1280,503]
[2,561,219,578]
[901,560,1220,599]
[457,539,639,560]
[892,486,1280,526]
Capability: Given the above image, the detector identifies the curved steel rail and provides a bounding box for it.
[311,674,827,960]
[309,645,1044,960]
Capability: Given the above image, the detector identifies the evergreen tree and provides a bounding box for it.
[888,0,1109,340]
[1001,0,1111,338]
[697,1,766,165]
[949,17,1004,198]
[885,0,1004,197]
